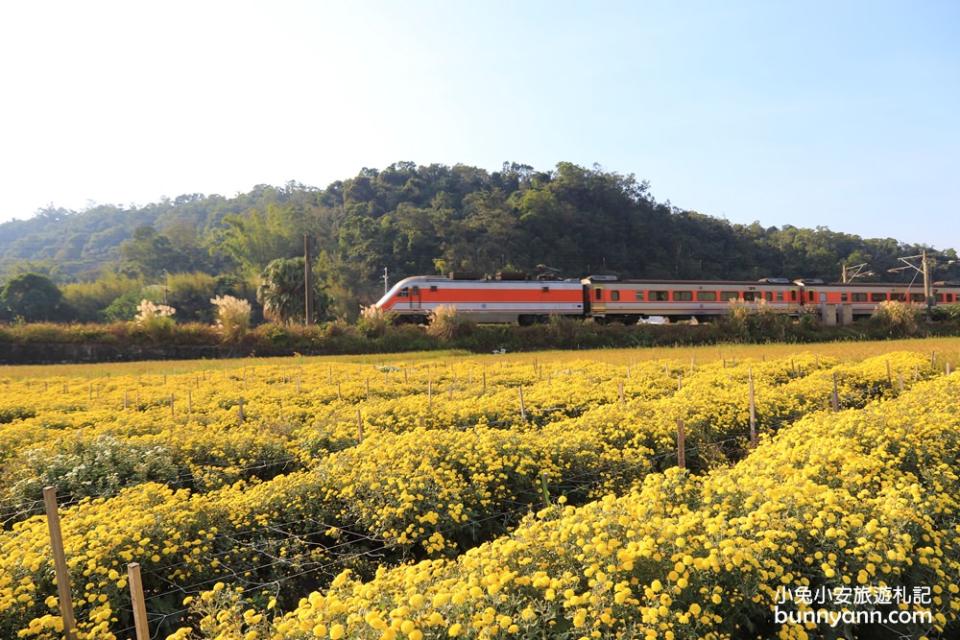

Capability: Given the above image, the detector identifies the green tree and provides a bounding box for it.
[1,273,71,321]
[257,257,325,324]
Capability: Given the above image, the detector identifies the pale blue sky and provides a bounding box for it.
[0,1,956,246]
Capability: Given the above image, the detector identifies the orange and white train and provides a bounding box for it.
[374,274,960,324]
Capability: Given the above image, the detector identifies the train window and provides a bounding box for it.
[742,292,756,302]
[807,291,815,302]
[541,286,550,293]
[411,286,420,294]
[697,291,716,301]
[673,291,692,301]
[764,292,773,301]
[892,292,906,302]
[611,290,620,301]
[776,291,784,302]
[910,293,925,303]
[651,291,669,301]
[870,293,886,303]
[595,288,602,301]
[841,293,848,302]
[852,292,867,302]
[398,287,409,298]
[430,285,438,292]
[721,291,739,301]
[635,291,645,301]
[789,291,797,301]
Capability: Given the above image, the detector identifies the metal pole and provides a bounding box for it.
[304,233,314,325]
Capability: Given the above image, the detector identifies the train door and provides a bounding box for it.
[409,285,422,312]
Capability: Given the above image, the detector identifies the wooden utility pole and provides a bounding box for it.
[304,233,314,325]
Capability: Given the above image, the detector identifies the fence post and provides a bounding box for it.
[43,487,77,640]
[481,369,487,396]
[170,394,175,418]
[831,372,840,412]
[748,368,757,448]
[677,373,683,391]
[127,562,150,640]
[123,390,129,410]
[427,380,433,411]
[886,360,892,386]
[337,382,342,401]
[676,419,686,469]
[356,408,364,443]
[898,372,905,393]
[187,389,193,416]
[518,386,526,422]
[618,381,625,408]
[238,397,245,423]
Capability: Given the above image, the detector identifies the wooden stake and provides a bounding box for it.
[898,372,905,393]
[337,382,342,401]
[947,362,952,376]
[238,398,245,422]
[831,372,840,412]
[618,381,625,407]
[187,389,193,416]
[886,360,892,386]
[518,386,526,422]
[365,377,370,398]
[676,419,686,469]
[356,409,364,442]
[403,367,408,383]
[748,368,757,448]
[127,562,150,640]
[123,390,129,410]
[43,487,77,640]
[677,374,683,391]
[481,368,487,395]
[427,380,433,411]
[170,394,175,418]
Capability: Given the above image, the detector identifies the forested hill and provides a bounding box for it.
[1,161,956,318]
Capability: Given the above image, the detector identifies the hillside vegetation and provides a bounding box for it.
[2,162,957,322]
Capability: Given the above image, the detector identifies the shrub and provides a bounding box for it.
[426,305,474,340]
[132,298,176,339]
[210,295,252,342]
[870,300,920,337]
[357,305,395,338]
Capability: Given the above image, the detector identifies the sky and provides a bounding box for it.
[0,0,957,246]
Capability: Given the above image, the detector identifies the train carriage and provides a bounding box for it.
[376,275,584,324]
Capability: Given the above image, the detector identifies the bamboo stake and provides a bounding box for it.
[676,420,686,469]
[43,487,77,640]
[238,398,245,422]
[187,389,192,416]
[337,382,342,401]
[518,386,526,422]
[427,380,433,411]
[127,562,150,640]
[356,409,364,442]
[618,381,625,407]
[123,390,129,410]
[831,372,840,412]
[481,368,486,395]
[748,368,757,448]
[169,394,175,418]
[886,360,892,386]
[539,472,551,506]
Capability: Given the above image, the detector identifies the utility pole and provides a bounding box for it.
[383,267,389,296]
[922,249,932,312]
[304,233,314,325]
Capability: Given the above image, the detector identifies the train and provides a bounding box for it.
[374,274,960,325]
